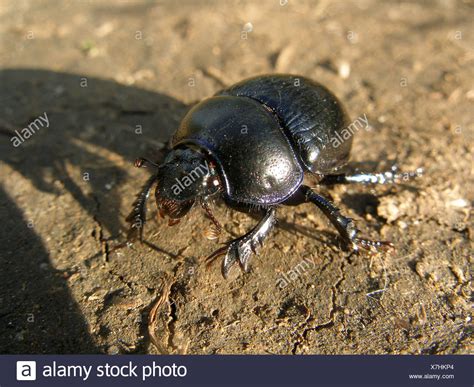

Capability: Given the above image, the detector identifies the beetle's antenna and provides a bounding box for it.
[135,157,160,169]
[200,199,223,234]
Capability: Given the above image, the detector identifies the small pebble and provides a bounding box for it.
[107,345,120,355]
[243,22,253,32]
[448,198,468,208]
[398,220,408,229]
[338,60,351,79]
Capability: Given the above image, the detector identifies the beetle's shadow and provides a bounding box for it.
[0,69,188,237]
[0,186,98,353]
[0,69,188,353]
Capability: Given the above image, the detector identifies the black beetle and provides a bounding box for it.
[127,74,421,277]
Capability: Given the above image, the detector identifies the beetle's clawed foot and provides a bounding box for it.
[207,235,264,278]
[342,218,394,253]
[206,208,276,278]
[351,237,394,253]
[385,165,424,183]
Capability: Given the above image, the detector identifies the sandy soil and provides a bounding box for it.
[0,0,472,354]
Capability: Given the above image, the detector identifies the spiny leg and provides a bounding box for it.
[319,165,423,185]
[126,173,159,242]
[207,207,277,278]
[298,185,393,251]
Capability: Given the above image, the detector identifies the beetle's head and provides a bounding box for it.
[155,147,221,219]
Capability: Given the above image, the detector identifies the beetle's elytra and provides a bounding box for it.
[127,74,421,277]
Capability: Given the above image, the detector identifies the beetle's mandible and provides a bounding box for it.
[126,74,421,277]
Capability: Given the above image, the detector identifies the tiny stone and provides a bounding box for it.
[398,220,408,229]
[107,345,120,355]
[338,60,351,79]
[243,22,253,32]
[448,198,468,208]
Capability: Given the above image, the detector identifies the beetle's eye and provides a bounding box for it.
[206,176,219,188]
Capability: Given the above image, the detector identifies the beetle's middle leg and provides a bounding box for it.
[207,207,276,278]
[318,166,423,185]
[290,185,393,252]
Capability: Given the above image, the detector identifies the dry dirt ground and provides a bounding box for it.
[0,0,472,355]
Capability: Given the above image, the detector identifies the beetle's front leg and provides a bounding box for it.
[126,174,158,241]
[319,165,423,185]
[207,207,276,278]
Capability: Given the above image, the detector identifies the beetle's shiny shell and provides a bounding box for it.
[218,74,352,174]
[172,74,352,206]
[173,96,304,205]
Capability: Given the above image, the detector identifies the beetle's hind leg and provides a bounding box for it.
[126,174,159,242]
[319,165,423,185]
[207,207,276,278]
[294,185,393,252]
